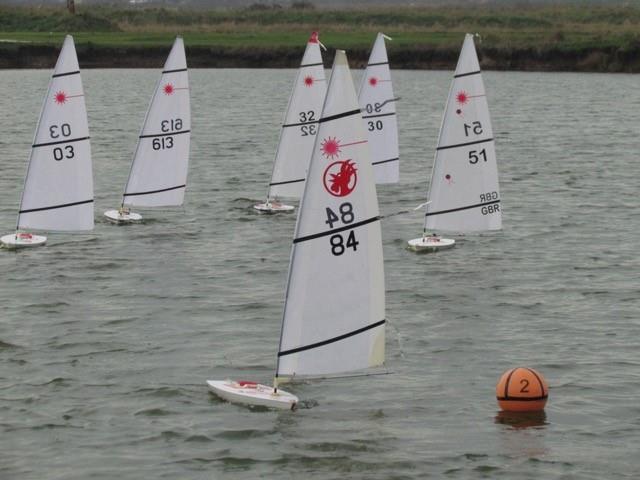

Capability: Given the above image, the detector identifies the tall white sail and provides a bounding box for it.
[123,36,190,207]
[275,50,385,381]
[358,32,399,184]
[424,34,501,232]
[267,32,327,200]
[17,35,93,231]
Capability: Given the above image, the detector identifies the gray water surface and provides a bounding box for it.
[0,68,638,479]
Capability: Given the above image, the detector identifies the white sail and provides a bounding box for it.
[123,36,190,207]
[17,35,93,231]
[275,50,385,380]
[267,32,327,200]
[358,32,399,184]
[424,34,501,232]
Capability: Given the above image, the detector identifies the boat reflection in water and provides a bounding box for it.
[494,410,548,430]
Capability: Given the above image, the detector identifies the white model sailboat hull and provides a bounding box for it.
[256,32,327,211]
[209,50,386,410]
[276,49,385,380]
[104,209,143,224]
[407,236,455,252]
[425,34,501,233]
[3,35,94,249]
[409,33,501,250]
[253,202,295,214]
[207,380,298,410]
[105,36,190,222]
[0,233,47,249]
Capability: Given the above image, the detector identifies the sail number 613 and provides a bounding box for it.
[152,137,174,150]
[161,118,182,132]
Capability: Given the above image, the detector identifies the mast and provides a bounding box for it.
[121,36,190,209]
[424,33,501,234]
[358,32,399,184]
[16,35,93,233]
[274,49,385,384]
[265,32,326,202]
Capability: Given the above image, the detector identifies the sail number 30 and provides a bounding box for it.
[326,202,359,256]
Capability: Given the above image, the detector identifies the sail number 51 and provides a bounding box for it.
[326,202,359,256]
[468,148,487,164]
[463,121,483,137]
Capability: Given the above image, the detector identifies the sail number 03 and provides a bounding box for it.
[49,123,75,161]
[49,123,71,139]
[53,145,74,161]
[325,202,359,256]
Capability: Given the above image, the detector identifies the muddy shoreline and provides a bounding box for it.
[1,44,639,72]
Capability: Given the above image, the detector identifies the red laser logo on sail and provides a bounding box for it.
[321,136,341,159]
[323,160,358,197]
[164,83,175,95]
[54,91,67,105]
[304,76,314,87]
[456,91,469,105]
[369,77,378,87]
[456,90,469,115]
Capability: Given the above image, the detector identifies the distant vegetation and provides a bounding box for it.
[0,4,639,71]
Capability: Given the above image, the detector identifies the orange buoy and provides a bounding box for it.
[496,367,548,412]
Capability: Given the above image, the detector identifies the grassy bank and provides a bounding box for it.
[1,4,639,71]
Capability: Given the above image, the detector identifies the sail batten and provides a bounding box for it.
[424,33,501,233]
[123,36,191,208]
[279,319,386,357]
[275,50,385,379]
[358,32,399,184]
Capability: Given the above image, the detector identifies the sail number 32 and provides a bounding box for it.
[326,202,359,256]
[299,111,316,136]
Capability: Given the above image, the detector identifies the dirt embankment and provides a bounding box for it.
[1,43,639,72]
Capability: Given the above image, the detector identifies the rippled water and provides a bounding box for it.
[0,68,638,479]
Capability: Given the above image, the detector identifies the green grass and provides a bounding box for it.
[1,4,639,58]
[0,29,473,49]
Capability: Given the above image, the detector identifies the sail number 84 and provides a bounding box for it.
[326,202,359,256]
